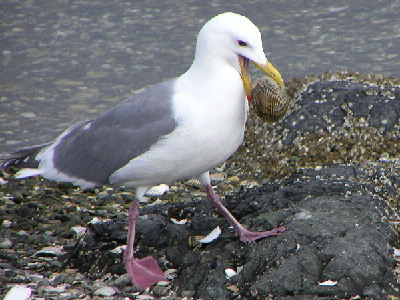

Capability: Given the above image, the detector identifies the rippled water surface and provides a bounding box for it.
[1,0,399,152]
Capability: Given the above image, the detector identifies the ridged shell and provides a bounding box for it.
[145,184,169,197]
[251,76,291,122]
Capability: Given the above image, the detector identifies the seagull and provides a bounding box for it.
[0,12,286,289]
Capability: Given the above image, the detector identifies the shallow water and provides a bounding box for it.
[1,0,399,152]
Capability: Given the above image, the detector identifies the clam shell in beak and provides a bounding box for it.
[251,76,291,123]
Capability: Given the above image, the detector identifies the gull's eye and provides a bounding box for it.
[237,40,248,47]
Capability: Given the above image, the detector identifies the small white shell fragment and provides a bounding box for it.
[164,268,178,280]
[110,245,126,254]
[198,226,221,243]
[156,280,170,286]
[224,268,238,279]
[34,246,65,257]
[71,226,87,238]
[170,218,188,225]
[93,286,116,297]
[210,172,227,182]
[318,279,338,286]
[89,217,111,224]
[393,247,400,260]
[145,184,169,197]
[89,217,102,224]
[4,285,32,300]
[135,295,156,300]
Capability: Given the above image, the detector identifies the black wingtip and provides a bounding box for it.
[0,143,50,169]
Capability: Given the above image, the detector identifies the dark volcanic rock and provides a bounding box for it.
[70,164,399,299]
[228,165,398,299]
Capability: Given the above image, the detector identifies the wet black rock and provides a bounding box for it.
[71,163,399,299]
[229,165,398,299]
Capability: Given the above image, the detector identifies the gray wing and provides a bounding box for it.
[51,79,177,185]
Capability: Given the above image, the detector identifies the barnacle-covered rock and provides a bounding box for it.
[251,76,291,122]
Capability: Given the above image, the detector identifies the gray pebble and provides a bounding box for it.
[111,273,131,288]
[93,286,116,297]
[0,238,13,249]
[181,290,195,297]
[152,285,171,297]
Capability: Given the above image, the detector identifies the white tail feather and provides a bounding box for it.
[15,168,41,179]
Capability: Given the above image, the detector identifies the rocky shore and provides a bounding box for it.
[1,72,399,299]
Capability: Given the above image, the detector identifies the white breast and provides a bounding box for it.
[110,64,247,187]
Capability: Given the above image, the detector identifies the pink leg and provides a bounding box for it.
[205,184,286,243]
[124,199,166,289]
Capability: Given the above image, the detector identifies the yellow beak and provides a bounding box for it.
[239,56,284,102]
[239,57,252,100]
[253,61,284,88]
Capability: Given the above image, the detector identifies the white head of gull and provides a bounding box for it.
[0,12,285,289]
